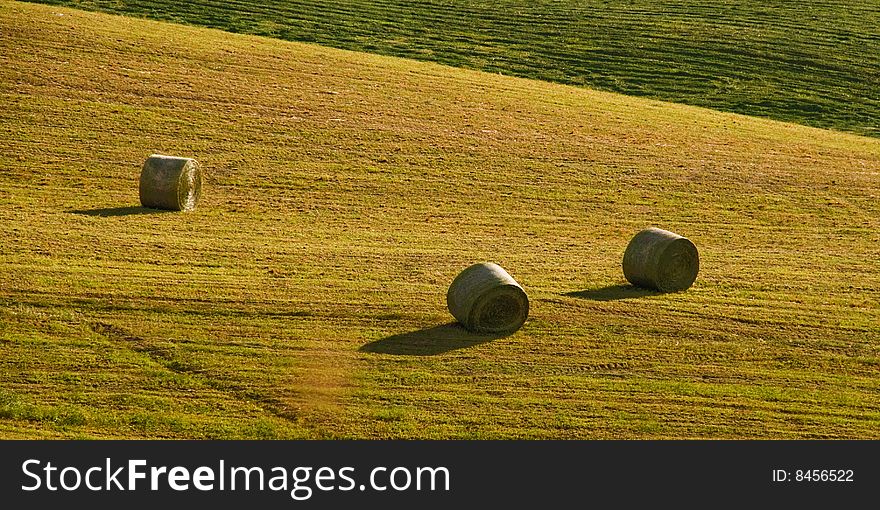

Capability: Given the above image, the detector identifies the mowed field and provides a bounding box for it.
[1,1,879,438]
[27,0,880,137]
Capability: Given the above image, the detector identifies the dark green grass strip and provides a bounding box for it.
[25,0,880,137]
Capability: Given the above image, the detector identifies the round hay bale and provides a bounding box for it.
[446,262,529,334]
[139,154,202,211]
[623,227,699,292]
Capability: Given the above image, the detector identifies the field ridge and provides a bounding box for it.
[24,0,880,137]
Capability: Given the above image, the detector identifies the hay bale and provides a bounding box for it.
[139,154,202,211]
[446,262,529,334]
[623,227,699,292]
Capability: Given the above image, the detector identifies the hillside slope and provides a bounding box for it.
[1,1,879,438]
[26,0,880,137]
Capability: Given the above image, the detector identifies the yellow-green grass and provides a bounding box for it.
[1,1,878,438]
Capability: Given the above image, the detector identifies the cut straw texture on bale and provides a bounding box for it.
[623,227,699,292]
[139,154,202,211]
[446,262,529,334]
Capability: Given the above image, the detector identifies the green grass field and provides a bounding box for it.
[25,0,880,137]
[1,1,879,438]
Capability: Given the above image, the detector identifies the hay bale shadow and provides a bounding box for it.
[69,206,173,217]
[564,284,660,301]
[360,322,505,356]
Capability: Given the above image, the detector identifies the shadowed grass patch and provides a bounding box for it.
[564,285,660,301]
[360,323,506,356]
[69,206,173,217]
